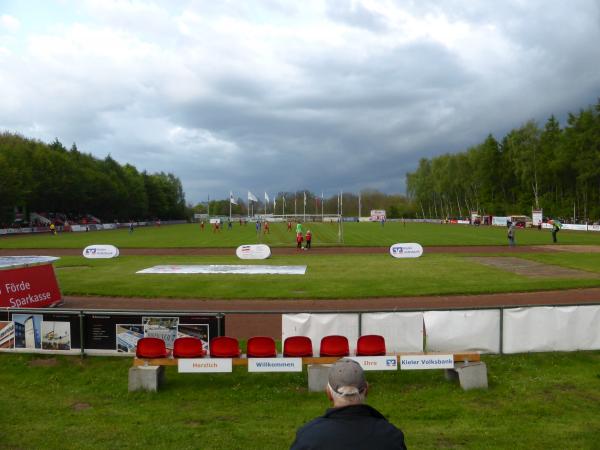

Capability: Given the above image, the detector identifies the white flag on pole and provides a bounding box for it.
[248,191,258,202]
[273,197,276,210]
[230,191,237,205]
[303,191,307,206]
[265,192,270,203]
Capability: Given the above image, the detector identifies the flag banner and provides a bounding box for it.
[230,191,237,205]
[264,192,270,203]
[303,191,307,206]
[248,191,258,202]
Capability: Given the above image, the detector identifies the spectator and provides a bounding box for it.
[507,222,516,247]
[290,358,406,450]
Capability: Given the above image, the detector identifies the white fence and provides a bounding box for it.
[283,304,600,354]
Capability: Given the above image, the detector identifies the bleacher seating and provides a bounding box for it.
[319,335,349,357]
[356,335,386,356]
[283,336,313,357]
[246,336,277,357]
[209,336,241,358]
[173,337,205,358]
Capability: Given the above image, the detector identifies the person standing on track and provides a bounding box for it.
[296,232,303,250]
[305,230,312,249]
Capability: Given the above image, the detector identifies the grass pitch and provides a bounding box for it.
[54,253,600,299]
[1,351,599,449]
[3,222,600,249]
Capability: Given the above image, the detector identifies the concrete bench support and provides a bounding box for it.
[307,364,332,392]
[128,365,165,392]
[445,362,488,390]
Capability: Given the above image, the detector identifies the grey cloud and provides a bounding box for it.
[326,0,388,31]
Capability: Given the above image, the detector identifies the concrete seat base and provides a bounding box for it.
[445,362,488,390]
[128,366,165,392]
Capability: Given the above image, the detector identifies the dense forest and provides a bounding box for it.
[0,133,186,225]
[406,100,600,221]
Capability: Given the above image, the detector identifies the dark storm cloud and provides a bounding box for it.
[1,0,600,203]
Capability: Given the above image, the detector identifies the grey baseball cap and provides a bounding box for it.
[328,358,367,395]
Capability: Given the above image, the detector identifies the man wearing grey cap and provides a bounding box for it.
[290,358,406,449]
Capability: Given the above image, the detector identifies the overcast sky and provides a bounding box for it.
[1,0,599,204]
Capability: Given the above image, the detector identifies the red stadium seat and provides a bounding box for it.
[136,337,169,359]
[173,337,205,358]
[319,335,349,357]
[209,336,241,358]
[283,336,313,357]
[247,336,277,358]
[356,335,386,356]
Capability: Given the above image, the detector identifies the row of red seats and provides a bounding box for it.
[136,334,386,359]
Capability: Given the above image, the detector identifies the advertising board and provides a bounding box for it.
[400,354,454,370]
[178,358,233,373]
[0,263,62,308]
[348,356,398,371]
[236,244,271,260]
[83,245,120,259]
[247,358,302,372]
[389,243,423,258]
[370,210,386,221]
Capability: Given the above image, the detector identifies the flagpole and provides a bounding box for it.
[321,191,324,221]
[303,191,306,222]
[229,194,232,221]
[294,193,297,217]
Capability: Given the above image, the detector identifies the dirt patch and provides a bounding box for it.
[534,245,600,253]
[29,358,58,367]
[72,402,92,411]
[469,257,598,278]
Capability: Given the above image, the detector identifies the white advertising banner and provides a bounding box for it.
[137,265,307,275]
[503,306,600,353]
[178,358,233,373]
[532,210,543,226]
[236,244,271,260]
[400,354,454,370]
[389,243,424,258]
[424,310,500,353]
[247,358,302,372]
[361,312,424,352]
[348,356,398,371]
[561,224,588,231]
[282,314,359,355]
[83,245,120,259]
[492,216,509,226]
[370,210,386,221]
[0,256,59,269]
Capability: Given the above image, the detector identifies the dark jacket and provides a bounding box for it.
[290,404,406,450]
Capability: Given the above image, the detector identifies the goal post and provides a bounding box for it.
[259,214,344,244]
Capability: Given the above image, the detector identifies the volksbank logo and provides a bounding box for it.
[386,358,397,367]
[389,243,423,259]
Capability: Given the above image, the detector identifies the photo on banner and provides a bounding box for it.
[41,321,71,350]
[116,324,144,353]
[12,314,43,349]
[143,317,179,349]
[0,321,15,349]
[178,324,210,352]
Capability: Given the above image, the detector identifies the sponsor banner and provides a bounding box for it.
[0,264,62,308]
[562,224,588,231]
[247,357,302,372]
[370,210,386,221]
[389,243,423,258]
[541,223,553,229]
[178,358,233,373]
[457,220,470,224]
[83,245,120,259]
[492,216,508,226]
[348,356,398,371]
[236,244,271,260]
[532,210,543,226]
[209,218,221,224]
[589,225,600,232]
[137,265,307,275]
[400,354,454,370]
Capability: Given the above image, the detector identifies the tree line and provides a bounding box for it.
[406,99,600,221]
[0,132,186,225]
